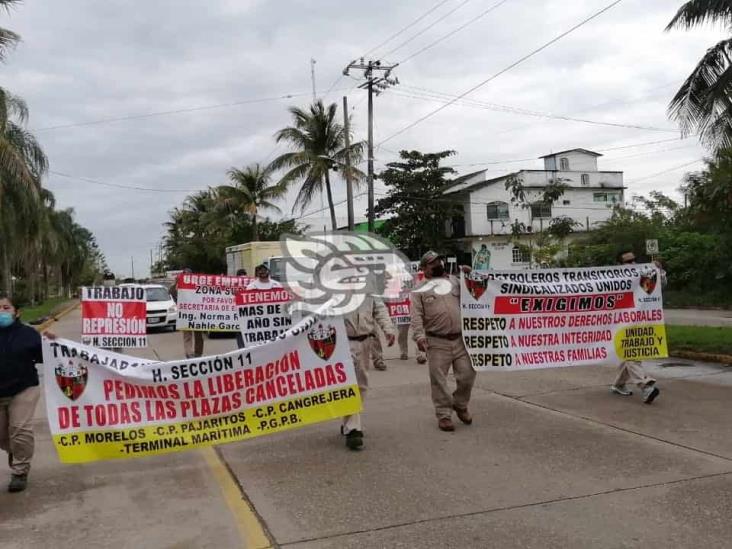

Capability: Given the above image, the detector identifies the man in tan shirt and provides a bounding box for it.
[342,293,396,450]
[411,251,476,432]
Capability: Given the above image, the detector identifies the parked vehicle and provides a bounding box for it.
[120,283,177,331]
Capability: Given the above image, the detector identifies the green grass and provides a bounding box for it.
[667,325,732,356]
[20,297,76,324]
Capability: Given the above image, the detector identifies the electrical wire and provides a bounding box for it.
[50,170,200,193]
[36,87,352,132]
[378,0,626,145]
[387,87,677,133]
[398,0,512,64]
[364,0,453,58]
[381,0,475,59]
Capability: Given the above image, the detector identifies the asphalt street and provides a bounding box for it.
[1,307,731,548]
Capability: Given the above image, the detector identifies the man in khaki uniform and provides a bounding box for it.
[342,294,396,450]
[411,251,476,432]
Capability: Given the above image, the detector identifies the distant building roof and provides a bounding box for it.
[539,148,603,159]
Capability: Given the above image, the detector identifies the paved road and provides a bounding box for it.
[2,308,732,548]
[665,308,732,326]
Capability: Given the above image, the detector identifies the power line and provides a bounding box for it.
[36,87,351,132]
[388,87,678,133]
[323,0,451,100]
[398,0,512,64]
[50,170,200,193]
[379,0,626,145]
[382,0,475,59]
[365,0,453,58]
[626,159,704,184]
[375,136,691,169]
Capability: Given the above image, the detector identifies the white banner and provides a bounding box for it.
[175,273,251,332]
[236,288,295,347]
[43,313,360,463]
[461,264,668,370]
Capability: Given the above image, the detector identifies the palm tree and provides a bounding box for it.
[0,0,21,62]
[0,89,48,295]
[271,100,365,230]
[218,163,284,241]
[667,1,732,150]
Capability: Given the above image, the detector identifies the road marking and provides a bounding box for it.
[200,446,274,549]
[37,301,80,332]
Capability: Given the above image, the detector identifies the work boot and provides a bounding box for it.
[642,384,660,404]
[345,430,364,450]
[417,355,427,364]
[453,406,473,425]
[611,385,633,396]
[400,353,408,360]
[438,418,455,432]
[374,361,387,371]
[8,474,27,493]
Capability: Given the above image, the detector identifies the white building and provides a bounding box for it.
[444,148,624,269]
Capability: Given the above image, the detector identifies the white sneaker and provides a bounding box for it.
[611,385,633,396]
[642,384,660,404]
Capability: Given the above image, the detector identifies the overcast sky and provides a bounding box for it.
[2,0,722,277]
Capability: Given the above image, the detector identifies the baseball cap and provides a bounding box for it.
[420,250,442,268]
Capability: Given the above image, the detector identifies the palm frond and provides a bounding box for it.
[668,38,732,148]
[666,0,732,31]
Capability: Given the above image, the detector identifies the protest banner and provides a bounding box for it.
[43,313,361,463]
[236,288,295,347]
[385,270,423,326]
[461,264,668,370]
[81,286,147,348]
[175,273,251,332]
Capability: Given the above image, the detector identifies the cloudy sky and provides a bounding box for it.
[3,0,722,276]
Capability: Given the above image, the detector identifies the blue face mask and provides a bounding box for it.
[0,312,15,328]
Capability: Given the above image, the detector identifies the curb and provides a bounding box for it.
[670,350,732,366]
[36,300,80,332]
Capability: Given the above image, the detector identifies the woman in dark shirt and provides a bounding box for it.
[0,293,43,493]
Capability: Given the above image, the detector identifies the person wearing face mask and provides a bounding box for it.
[610,250,661,404]
[410,251,476,432]
[0,293,43,493]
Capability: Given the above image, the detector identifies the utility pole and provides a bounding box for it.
[343,95,355,231]
[343,58,399,232]
[131,256,135,280]
[310,58,317,101]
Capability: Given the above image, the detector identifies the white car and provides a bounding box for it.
[120,283,177,331]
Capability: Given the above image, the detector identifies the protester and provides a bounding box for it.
[246,264,282,290]
[0,293,43,493]
[235,268,247,277]
[369,328,387,370]
[342,281,396,450]
[411,251,476,432]
[610,250,661,403]
[170,268,204,359]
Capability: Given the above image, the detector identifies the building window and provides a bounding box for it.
[581,174,589,186]
[593,192,620,203]
[530,202,552,219]
[512,246,530,264]
[486,201,510,220]
[560,157,569,170]
[562,200,571,205]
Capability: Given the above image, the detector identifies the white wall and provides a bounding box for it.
[543,151,599,172]
[460,170,623,237]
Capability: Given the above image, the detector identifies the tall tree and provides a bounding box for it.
[666,1,732,149]
[218,163,284,241]
[0,0,21,62]
[375,150,460,257]
[0,90,48,295]
[271,100,365,230]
